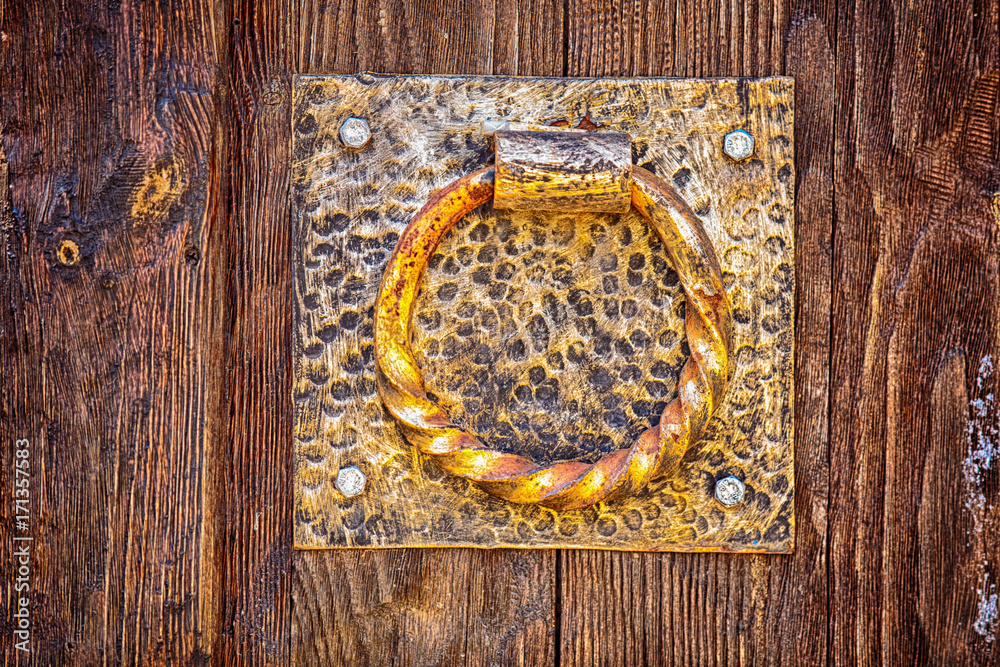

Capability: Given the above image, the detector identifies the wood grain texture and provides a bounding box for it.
[294,0,564,78]
[211,0,295,663]
[292,549,555,666]
[558,0,832,664]
[829,0,1000,662]
[4,0,1000,664]
[0,0,224,662]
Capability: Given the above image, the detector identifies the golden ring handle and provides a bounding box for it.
[374,165,732,510]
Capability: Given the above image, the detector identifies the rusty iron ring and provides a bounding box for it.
[374,165,732,510]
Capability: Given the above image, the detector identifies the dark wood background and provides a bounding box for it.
[2,0,998,664]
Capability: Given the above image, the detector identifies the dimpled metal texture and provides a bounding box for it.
[375,165,732,510]
[292,74,795,551]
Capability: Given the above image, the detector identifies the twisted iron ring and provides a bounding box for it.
[374,165,732,510]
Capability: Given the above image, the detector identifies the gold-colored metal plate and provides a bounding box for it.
[291,74,795,551]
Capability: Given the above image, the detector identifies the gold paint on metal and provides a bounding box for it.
[291,74,795,551]
[375,157,732,510]
[493,130,633,213]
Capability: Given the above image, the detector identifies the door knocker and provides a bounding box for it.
[374,130,732,510]
[291,74,795,551]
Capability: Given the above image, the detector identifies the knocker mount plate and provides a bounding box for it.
[292,74,795,552]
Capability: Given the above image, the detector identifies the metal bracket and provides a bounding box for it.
[291,74,795,551]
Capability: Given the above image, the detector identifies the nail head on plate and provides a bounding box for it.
[714,475,746,507]
[336,466,367,498]
[339,117,372,149]
[722,129,755,161]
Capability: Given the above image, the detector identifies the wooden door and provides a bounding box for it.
[2,1,998,665]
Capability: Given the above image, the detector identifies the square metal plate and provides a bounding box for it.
[291,74,795,551]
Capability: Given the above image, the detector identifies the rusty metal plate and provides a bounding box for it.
[291,74,795,551]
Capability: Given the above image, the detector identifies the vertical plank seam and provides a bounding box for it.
[555,550,563,666]
[826,0,839,662]
[490,0,499,75]
[286,9,298,664]
[202,1,232,658]
[210,2,234,659]
[562,0,570,76]
[461,553,474,665]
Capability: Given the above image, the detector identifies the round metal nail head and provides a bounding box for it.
[723,129,755,161]
[715,476,746,507]
[335,466,367,498]
[339,117,372,149]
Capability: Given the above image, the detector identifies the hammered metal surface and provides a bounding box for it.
[291,74,795,551]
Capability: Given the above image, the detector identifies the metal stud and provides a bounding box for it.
[339,117,372,149]
[335,466,367,498]
[722,129,755,161]
[714,475,746,507]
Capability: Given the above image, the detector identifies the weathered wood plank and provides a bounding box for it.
[289,2,562,664]
[293,550,555,666]
[295,0,564,77]
[830,0,1000,661]
[5,0,998,664]
[493,0,565,77]
[559,0,833,664]
[295,0,492,76]
[0,0,224,662]
[209,0,295,662]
